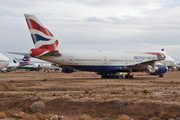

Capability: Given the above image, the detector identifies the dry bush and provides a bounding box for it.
[0,111,6,118]
[36,94,41,99]
[78,114,91,120]
[30,101,45,113]
[43,114,56,120]
[93,118,102,120]
[24,114,38,120]
[85,90,89,94]
[143,90,148,94]
[35,112,44,120]
[149,116,160,120]
[116,114,131,120]
[110,91,120,94]
[17,111,25,118]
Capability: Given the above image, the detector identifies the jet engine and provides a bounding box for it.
[62,66,75,73]
[146,65,168,75]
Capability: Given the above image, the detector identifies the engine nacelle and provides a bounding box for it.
[62,66,75,73]
[146,65,168,75]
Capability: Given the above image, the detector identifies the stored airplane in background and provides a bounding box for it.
[174,62,180,70]
[8,52,75,73]
[2,56,31,72]
[24,14,175,78]
[0,53,9,72]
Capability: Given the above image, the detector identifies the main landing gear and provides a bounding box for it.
[159,74,164,77]
[101,72,123,79]
[125,71,133,79]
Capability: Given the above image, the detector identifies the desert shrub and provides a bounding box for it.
[17,111,25,118]
[24,114,38,120]
[35,112,44,120]
[0,111,6,118]
[134,91,139,94]
[78,114,91,120]
[36,94,41,99]
[43,114,57,120]
[110,91,120,94]
[116,114,131,120]
[30,101,45,113]
[85,90,89,94]
[143,90,148,94]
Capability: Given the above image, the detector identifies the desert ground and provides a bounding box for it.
[0,70,180,120]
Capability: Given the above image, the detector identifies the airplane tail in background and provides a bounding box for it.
[24,14,66,51]
[14,56,31,67]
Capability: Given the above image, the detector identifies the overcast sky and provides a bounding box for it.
[0,0,180,62]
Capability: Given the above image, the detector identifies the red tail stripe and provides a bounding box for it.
[39,40,58,49]
[26,18,54,37]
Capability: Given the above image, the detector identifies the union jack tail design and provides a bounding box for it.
[24,14,66,50]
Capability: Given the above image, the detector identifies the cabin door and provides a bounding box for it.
[124,57,128,64]
[103,57,107,64]
[69,56,73,64]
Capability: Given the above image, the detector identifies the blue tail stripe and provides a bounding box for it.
[31,34,50,44]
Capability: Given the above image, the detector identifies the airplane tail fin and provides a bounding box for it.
[24,14,66,51]
[13,60,17,63]
[14,56,31,63]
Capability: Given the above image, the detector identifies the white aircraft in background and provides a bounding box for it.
[2,56,31,72]
[174,62,180,70]
[8,52,75,73]
[24,14,175,78]
[0,53,9,72]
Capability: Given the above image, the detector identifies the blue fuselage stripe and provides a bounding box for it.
[65,65,146,73]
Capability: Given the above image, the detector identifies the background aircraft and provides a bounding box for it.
[0,53,9,72]
[8,52,75,73]
[2,56,31,72]
[24,14,175,78]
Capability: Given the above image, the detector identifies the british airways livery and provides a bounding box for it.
[24,14,175,78]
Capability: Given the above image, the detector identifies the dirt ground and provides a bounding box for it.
[0,70,180,120]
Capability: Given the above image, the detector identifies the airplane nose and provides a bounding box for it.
[0,54,9,69]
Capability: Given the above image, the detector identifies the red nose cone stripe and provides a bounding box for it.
[147,52,166,58]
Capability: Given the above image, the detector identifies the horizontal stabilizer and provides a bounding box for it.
[39,50,61,57]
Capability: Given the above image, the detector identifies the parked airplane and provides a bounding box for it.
[38,63,75,73]
[2,56,31,72]
[24,14,175,78]
[173,62,180,70]
[8,52,75,73]
[0,53,9,72]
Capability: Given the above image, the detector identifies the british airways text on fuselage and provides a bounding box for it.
[134,56,157,60]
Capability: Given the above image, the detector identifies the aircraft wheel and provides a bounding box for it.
[130,75,133,79]
[125,75,128,78]
[159,74,164,77]
[116,75,119,79]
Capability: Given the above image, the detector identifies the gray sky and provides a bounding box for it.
[0,0,180,62]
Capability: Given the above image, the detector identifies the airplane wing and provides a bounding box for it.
[8,52,31,57]
[117,54,165,71]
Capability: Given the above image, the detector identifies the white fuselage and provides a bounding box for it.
[39,63,60,70]
[0,53,9,70]
[37,50,175,73]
